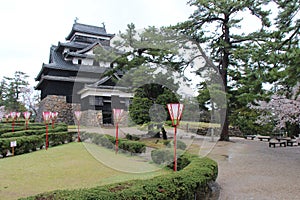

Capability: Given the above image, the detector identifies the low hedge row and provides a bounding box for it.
[0,125,68,138]
[0,131,76,157]
[81,132,146,154]
[22,154,218,200]
[0,123,67,136]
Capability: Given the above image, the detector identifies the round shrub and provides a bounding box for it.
[167,140,187,150]
[151,149,173,165]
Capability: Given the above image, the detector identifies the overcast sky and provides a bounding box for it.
[0,0,195,86]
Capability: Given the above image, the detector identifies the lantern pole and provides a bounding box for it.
[167,103,184,172]
[43,111,51,150]
[10,112,16,132]
[77,119,81,142]
[74,111,81,142]
[113,109,123,154]
[115,122,119,154]
[174,124,177,171]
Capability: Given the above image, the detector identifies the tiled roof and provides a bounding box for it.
[35,75,99,90]
[35,45,109,81]
[66,23,115,40]
[58,41,87,49]
[76,41,111,54]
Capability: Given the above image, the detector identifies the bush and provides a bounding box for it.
[119,140,146,154]
[22,154,218,200]
[167,140,187,150]
[125,134,140,141]
[99,135,114,149]
[167,153,191,171]
[104,134,116,144]
[151,149,173,165]
[0,123,68,139]
[163,140,171,146]
[0,138,10,157]
[165,120,173,127]
[81,133,146,154]
[0,131,76,157]
[47,132,75,147]
[14,135,44,155]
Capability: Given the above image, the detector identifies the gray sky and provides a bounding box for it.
[0,0,195,86]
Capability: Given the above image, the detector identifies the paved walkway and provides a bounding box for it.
[207,137,300,200]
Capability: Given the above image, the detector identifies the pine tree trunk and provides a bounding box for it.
[220,108,230,141]
[219,15,230,141]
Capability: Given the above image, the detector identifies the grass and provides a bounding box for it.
[140,138,168,149]
[0,142,169,200]
[179,121,220,128]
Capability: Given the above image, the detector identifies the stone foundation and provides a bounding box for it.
[36,95,80,125]
[81,110,103,127]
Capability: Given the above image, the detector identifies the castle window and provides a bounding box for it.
[89,96,103,106]
[78,59,82,65]
[93,60,99,66]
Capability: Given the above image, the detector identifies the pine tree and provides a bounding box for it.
[175,0,276,140]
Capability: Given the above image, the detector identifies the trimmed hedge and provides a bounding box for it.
[0,131,76,157]
[81,132,146,154]
[0,125,68,138]
[151,149,186,168]
[0,123,68,137]
[119,140,146,154]
[22,154,218,200]
[125,134,140,141]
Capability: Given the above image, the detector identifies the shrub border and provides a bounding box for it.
[22,154,218,200]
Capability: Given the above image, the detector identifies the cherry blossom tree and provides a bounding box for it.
[252,91,300,136]
[0,106,5,121]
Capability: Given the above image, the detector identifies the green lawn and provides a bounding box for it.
[0,142,169,200]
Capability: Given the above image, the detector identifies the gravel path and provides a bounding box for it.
[207,137,300,200]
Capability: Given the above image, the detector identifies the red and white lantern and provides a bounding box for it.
[50,112,58,128]
[167,103,184,172]
[42,111,51,124]
[74,111,81,121]
[23,111,31,120]
[16,112,21,120]
[51,112,58,119]
[23,111,31,130]
[167,103,184,126]
[10,112,16,119]
[5,114,9,122]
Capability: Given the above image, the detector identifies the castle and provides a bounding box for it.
[35,22,132,125]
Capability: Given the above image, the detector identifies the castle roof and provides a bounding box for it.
[35,44,108,82]
[66,23,115,40]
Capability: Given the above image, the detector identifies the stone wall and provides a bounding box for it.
[179,124,243,137]
[79,110,129,127]
[81,110,103,127]
[36,95,80,125]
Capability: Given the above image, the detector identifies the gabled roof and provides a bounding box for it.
[66,23,115,40]
[88,73,121,87]
[79,40,114,53]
